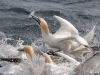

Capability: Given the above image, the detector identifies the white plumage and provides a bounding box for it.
[29,12,94,57]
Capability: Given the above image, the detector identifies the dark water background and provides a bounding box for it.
[0,0,100,46]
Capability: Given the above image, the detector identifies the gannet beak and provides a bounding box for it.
[84,45,94,54]
[28,14,40,25]
[18,48,24,51]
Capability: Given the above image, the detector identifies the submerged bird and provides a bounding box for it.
[18,46,54,64]
[18,46,59,75]
[28,12,94,57]
[19,46,82,75]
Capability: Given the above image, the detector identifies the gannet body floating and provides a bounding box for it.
[28,12,94,57]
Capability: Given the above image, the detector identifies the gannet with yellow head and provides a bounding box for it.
[28,11,95,58]
[18,46,57,75]
[18,46,54,64]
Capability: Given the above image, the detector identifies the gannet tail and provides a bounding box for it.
[84,25,96,42]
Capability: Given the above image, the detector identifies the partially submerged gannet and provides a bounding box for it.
[18,46,59,75]
[18,46,54,64]
[28,12,94,57]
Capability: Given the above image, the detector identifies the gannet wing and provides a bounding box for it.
[74,52,100,75]
[53,15,79,37]
[55,52,79,63]
[57,35,88,46]
[71,25,96,52]
[84,25,96,42]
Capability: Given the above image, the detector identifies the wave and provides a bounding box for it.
[0,7,30,14]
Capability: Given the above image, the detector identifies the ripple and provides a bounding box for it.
[35,10,61,16]
[0,7,30,14]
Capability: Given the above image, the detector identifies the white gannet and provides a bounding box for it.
[34,47,81,75]
[18,46,58,75]
[71,52,100,75]
[18,46,54,64]
[28,12,94,56]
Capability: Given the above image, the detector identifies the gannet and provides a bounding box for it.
[72,52,100,75]
[28,12,94,56]
[34,47,81,75]
[18,46,54,64]
[18,46,59,75]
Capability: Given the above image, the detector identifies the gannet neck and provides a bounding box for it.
[40,18,50,35]
[44,53,54,64]
[35,48,54,64]
[24,46,35,57]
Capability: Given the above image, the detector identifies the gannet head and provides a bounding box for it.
[28,13,49,35]
[18,46,35,57]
